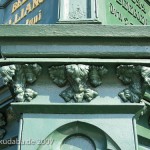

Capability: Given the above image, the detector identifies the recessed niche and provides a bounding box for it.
[58,0,100,22]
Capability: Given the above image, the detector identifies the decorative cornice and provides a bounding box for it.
[0,25,150,38]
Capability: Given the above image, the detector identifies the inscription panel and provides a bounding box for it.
[0,0,150,24]
[106,0,150,25]
[2,0,58,24]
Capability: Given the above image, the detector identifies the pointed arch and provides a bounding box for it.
[37,121,121,150]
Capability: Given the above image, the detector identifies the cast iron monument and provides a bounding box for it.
[0,0,150,150]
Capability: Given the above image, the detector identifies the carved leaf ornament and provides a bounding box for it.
[117,65,150,103]
[49,64,108,103]
[0,64,42,102]
[1,63,150,103]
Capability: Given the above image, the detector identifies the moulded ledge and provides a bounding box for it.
[11,103,145,114]
[0,25,150,38]
[0,58,150,64]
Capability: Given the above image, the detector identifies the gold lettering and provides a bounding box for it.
[12,2,18,13]
[26,10,42,24]
[12,0,28,14]
[17,0,21,7]
[10,0,44,24]
[29,19,33,24]
[32,0,44,10]
[22,0,27,3]
[38,10,42,20]
[26,19,29,24]
[33,0,39,9]
[39,0,44,3]
[20,8,27,18]
[14,13,21,24]
[26,3,32,13]
[34,16,38,23]
[8,19,12,24]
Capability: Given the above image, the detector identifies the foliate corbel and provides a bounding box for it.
[117,65,150,103]
[49,64,107,103]
[0,63,42,102]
